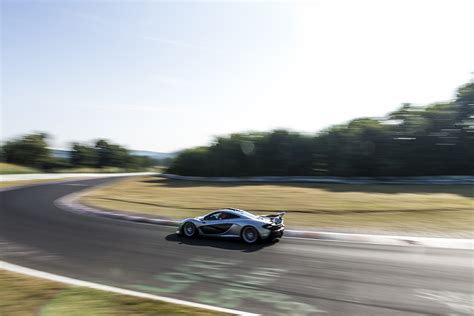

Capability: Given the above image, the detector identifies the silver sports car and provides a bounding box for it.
[177,208,285,244]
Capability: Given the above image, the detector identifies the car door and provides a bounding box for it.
[200,212,235,235]
[215,212,241,236]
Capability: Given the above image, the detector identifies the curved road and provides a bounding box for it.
[1,178,472,315]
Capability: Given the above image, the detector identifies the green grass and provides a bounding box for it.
[0,179,73,188]
[54,166,162,173]
[0,162,40,175]
[0,162,161,175]
[82,176,474,236]
[0,270,226,316]
[54,167,129,173]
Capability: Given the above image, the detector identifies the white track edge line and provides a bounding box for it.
[283,236,473,249]
[0,260,259,316]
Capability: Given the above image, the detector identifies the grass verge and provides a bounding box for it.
[53,166,163,173]
[82,176,474,236]
[0,162,163,175]
[0,163,40,175]
[53,167,152,173]
[0,179,73,189]
[0,270,226,316]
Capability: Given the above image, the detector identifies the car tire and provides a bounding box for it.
[241,226,259,244]
[182,222,198,238]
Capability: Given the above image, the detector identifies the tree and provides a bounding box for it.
[2,133,51,169]
[167,147,210,176]
[71,143,98,167]
[454,81,474,174]
[94,139,130,168]
[168,80,474,177]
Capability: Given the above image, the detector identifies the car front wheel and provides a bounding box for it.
[182,222,198,238]
[241,226,259,244]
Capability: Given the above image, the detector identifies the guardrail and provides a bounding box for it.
[160,174,474,185]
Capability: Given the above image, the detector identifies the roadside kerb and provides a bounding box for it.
[55,184,180,227]
[55,187,474,250]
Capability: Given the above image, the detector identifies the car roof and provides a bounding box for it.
[213,208,251,216]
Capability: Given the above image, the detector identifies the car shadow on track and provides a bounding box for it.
[165,233,279,253]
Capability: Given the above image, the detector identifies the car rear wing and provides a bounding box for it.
[264,211,285,218]
[263,212,285,224]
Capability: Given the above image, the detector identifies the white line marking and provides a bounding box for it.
[415,289,474,314]
[284,236,399,246]
[0,260,258,316]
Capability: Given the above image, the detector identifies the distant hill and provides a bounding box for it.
[50,148,70,159]
[50,148,177,160]
[129,150,178,160]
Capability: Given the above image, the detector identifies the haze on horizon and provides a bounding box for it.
[2,0,473,152]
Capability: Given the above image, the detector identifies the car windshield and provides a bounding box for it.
[204,212,221,221]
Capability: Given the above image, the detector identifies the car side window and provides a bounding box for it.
[203,212,240,221]
[204,212,221,221]
[220,213,239,220]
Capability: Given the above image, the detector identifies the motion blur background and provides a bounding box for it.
[1,0,473,315]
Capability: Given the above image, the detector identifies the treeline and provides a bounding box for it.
[1,135,157,171]
[168,81,474,176]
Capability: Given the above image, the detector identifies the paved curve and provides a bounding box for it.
[0,178,472,316]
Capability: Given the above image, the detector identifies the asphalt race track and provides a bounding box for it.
[1,178,473,315]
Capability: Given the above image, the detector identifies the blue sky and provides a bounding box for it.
[2,0,473,152]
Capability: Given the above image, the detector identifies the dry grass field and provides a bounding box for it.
[0,179,72,188]
[82,176,474,236]
[0,162,40,175]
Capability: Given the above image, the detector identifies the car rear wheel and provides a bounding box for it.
[241,226,259,244]
[183,222,197,238]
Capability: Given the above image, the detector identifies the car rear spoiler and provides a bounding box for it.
[264,211,286,218]
[263,212,285,224]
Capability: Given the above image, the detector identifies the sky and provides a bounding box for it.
[2,0,473,152]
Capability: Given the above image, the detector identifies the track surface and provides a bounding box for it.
[1,178,473,315]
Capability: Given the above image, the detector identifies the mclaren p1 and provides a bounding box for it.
[177,208,285,244]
